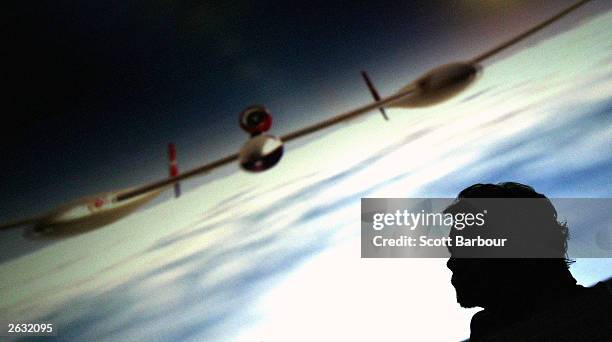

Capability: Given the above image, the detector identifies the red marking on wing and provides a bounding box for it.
[94,198,105,208]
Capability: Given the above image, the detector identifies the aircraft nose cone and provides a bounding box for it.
[239,106,273,135]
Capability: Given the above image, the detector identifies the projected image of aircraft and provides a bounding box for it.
[0,0,592,238]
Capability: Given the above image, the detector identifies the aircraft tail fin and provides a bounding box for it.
[361,70,389,121]
[168,143,181,198]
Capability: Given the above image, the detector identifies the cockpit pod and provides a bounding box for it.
[238,134,284,172]
[391,62,482,108]
[239,105,273,136]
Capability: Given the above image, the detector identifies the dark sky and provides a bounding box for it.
[2,0,605,221]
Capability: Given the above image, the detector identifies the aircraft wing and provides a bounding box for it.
[280,86,415,142]
[470,0,591,63]
[116,86,417,202]
[0,216,41,231]
[116,153,239,201]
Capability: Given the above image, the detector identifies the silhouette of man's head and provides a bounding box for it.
[444,182,572,309]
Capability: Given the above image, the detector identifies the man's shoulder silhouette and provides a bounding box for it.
[469,280,612,341]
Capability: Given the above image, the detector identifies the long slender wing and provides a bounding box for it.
[117,86,416,202]
[116,154,238,201]
[471,0,591,64]
[0,216,40,230]
[281,86,415,142]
